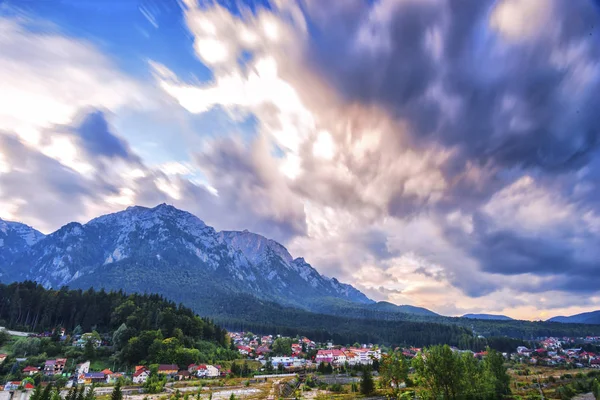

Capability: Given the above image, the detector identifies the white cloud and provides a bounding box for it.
[0,17,149,146]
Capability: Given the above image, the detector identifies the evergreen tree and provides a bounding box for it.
[76,385,85,400]
[360,366,375,395]
[111,380,123,400]
[84,340,96,360]
[29,385,43,400]
[41,383,53,400]
[84,385,96,400]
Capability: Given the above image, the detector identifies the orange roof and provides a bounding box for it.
[101,369,113,375]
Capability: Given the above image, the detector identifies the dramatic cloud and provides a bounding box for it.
[3,0,600,318]
[149,0,600,318]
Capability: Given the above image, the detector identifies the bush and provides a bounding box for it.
[329,383,343,393]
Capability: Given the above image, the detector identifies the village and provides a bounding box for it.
[2,327,600,399]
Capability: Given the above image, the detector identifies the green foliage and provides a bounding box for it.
[0,282,228,344]
[412,345,510,400]
[144,370,167,394]
[379,350,409,395]
[111,380,123,400]
[360,366,375,395]
[12,337,41,356]
[0,281,237,367]
[271,337,294,356]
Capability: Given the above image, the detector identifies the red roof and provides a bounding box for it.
[101,369,113,375]
[23,366,39,372]
[24,383,35,389]
[133,368,148,377]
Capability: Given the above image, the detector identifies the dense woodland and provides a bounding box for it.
[0,281,238,369]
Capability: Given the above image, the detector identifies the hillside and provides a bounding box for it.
[462,314,514,321]
[547,310,600,325]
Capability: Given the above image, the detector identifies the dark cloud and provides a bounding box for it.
[308,0,600,174]
[73,110,137,161]
[192,136,307,242]
[0,133,92,230]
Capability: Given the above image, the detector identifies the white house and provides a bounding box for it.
[197,364,220,378]
[132,368,150,384]
[270,357,305,369]
[76,361,90,375]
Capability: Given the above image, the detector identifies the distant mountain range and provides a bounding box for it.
[547,310,600,325]
[0,204,375,312]
[2,204,600,342]
[462,314,514,321]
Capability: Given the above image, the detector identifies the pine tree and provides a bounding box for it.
[66,386,77,400]
[111,380,123,400]
[29,385,43,400]
[76,385,85,400]
[84,385,96,400]
[360,366,375,395]
[41,383,53,400]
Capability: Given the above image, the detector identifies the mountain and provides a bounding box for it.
[462,313,514,321]
[1,204,371,311]
[370,301,439,316]
[547,310,600,325]
[0,218,45,269]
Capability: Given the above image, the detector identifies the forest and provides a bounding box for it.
[0,281,238,373]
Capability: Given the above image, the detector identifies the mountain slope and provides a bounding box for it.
[547,310,600,325]
[2,204,371,310]
[220,230,371,304]
[371,301,439,316]
[462,314,514,321]
[0,218,45,269]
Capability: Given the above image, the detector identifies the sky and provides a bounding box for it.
[1,0,600,320]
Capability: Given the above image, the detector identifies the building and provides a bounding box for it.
[197,364,220,378]
[81,373,106,384]
[76,361,90,375]
[132,367,150,384]
[157,364,179,376]
[44,358,67,376]
[270,357,305,369]
[176,370,191,380]
[3,382,21,391]
[22,366,39,376]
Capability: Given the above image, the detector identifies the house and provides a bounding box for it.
[0,354,7,364]
[237,345,253,356]
[76,361,90,375]
[132,367,150,384]
[81,373,106,384]
[24,383,34,390]
[176,370,191,380]
[315,349,347,366]
[197,364,220,378]
[106,373,123,384]
[3,382,21,391]
[44,358,67,376]
[157,364,178,376]
[255,346,271,356]
[270,357,305,369]
[22,366,39,376]
[188,364,199,374]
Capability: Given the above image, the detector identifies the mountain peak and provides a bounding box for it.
[2,204,374,310]
[220,229,294,265]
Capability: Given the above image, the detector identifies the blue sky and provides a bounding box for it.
[1,0,600,319]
